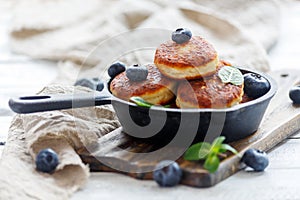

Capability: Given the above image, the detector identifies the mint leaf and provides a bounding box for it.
[130,96,171,108]
[204,154,220,173]
[212,136,225,147]
[184,142,211,160]
[130,96,153,108]
[218,66,244,86]
[184,136,239,173]
[211,136,225,153]
[198,142,212,159]
[220,144,238,155]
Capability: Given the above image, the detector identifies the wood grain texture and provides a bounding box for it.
[78,69,300,187]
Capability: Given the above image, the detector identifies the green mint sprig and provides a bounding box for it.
[184,136,238,173]
[129,96,170,108]
[130,96,153,108]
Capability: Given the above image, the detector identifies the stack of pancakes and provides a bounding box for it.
[110,35,244,109]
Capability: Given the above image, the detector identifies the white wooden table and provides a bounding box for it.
[1,2,300,199]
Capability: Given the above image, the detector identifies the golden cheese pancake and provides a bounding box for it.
[110,64,177,105]
[176,64,244,108]
[154,36,219,80]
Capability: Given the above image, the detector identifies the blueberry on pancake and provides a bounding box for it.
[154,36,219,80]
[110,63,177,105]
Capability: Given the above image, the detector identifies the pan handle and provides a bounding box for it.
[8,93,112,114]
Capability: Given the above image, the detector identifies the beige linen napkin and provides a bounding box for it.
[0,86,120,199]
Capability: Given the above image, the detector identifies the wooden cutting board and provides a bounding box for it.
[77,70,300,187]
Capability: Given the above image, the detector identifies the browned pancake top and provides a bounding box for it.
[154,36,218,69]
[110,64,175,100]
[177,64,244,108]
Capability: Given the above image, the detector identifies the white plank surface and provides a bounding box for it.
[0,1,299,200]
[74,136,300,200]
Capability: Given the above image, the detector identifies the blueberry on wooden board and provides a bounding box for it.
[153,160,182,187]
[126,64,148,82]
[108,61,126,78]
[289,86,300,104]
[36,148,59,174]
[243,73,270,99]
[241,148,269,172]
[172,28,192,44]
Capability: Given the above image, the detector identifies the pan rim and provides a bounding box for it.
[110,67,277,113]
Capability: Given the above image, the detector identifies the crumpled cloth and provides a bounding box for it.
[1,0,281,199]
[0,86,120,200]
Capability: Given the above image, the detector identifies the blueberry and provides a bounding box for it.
[91,78,105,91]
[241,148,269,172]
[289,86,300,104]
[74,78,105,91]
[74,78,96,90]
[171,28,192,44]
[36,148,59,174]
[153,160,182,187]
[96,80,104,91]
[108,61,126,78]
[126,64,148,82]
[243,73,270,99]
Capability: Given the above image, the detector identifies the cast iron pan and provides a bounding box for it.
[8,68,277,144]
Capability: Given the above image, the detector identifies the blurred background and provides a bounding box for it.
[0,0,300,143]
[0,1,300,199]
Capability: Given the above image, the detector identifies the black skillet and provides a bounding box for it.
[8,68,277,144]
